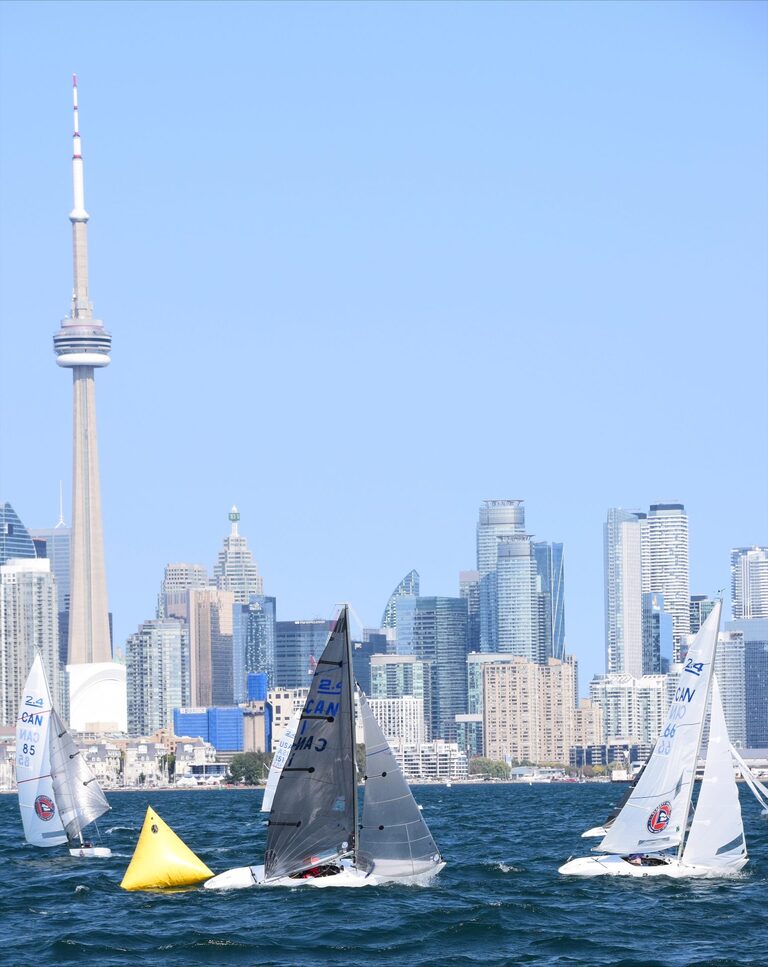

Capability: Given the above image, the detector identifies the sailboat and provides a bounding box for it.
[560,601,748,878]
[205,606,445,889]
[581,744,655,838]
[16,653,111,858]
[260,710,299,815]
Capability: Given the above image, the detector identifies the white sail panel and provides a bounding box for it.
[682,677,746,871]
[598,602,721,856]
[49,710,110,842]
[261,711,299,813]
[15,655,67,847]
[358,691,442,878]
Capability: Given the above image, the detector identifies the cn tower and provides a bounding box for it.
[53,77,125,730]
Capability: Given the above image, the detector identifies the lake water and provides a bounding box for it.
[1,783,766,966]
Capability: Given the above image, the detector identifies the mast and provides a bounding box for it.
[343,603,359,865]
[677,598,721,861]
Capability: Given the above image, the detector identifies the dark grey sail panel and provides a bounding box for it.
[358,692,442,877]
[264,609,356,880]
[49,710,110,841]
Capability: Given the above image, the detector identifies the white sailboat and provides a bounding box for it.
[260,710,299,814]
[16,654,111,858]
[205,605,445,889]
[561,601,748,878]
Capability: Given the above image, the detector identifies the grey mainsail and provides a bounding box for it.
[264,608,357,879]
[358,691,442,877]
[49,710,110,842]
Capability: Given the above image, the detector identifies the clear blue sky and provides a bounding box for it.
[1,1,766,691]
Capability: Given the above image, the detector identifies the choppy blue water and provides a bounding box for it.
[1,784,766,967]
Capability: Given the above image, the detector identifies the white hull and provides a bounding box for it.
[204,860,446,891]
[559,854,747,878]
[581,826,607,838]
[69,845,112,858]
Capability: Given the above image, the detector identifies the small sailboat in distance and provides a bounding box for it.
[16,653,111,858]
[205,605,445,889]
[561,601,748,878]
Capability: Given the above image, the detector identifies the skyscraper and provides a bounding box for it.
[476,500,526,650]
[188,588,235,706]
[30,500,72,667]
[727,618,768,748]
[642,503,690,658]
[52,78,125,730]
[274,619,334,689]
[604,509,644,675]
[157,563,209,620]
[495,535,544,661]
[125,619,189,736]
[214,507,263,602]
[459,571,481,653]
[641,591,673,674]
[731,547,768,619]
[232,595,276,701]
[532,542,565,660]
[690,595,717,635]
[381,569,419,629]
[0,502,36,564]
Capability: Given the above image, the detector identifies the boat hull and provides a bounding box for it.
[204,860,446,890]
[69,846,112,858]
[559,854,747,878]
[581,826,607,838]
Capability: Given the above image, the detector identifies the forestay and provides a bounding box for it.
[598,602,721,856]
[264,609,356,880]
[358,691,442,877]
[682,677,746,871]
[15,654,67,847]
[49,709,110,842]
[261,711,299,814]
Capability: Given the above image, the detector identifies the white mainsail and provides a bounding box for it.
[261,711,300,814]
[49,709,110,843]
[597,602,721,857]
[681,676,746,871]
[15,654,68,847]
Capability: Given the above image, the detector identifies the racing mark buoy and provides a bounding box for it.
[120,806,213,891]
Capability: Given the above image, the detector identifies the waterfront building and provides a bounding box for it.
[389,739,469,782]
[482,656,578,765]
[172,706,244,752]
[396,596,468,741]
[495,535,544,661]
[0,558,62,725]
[731,547,768,619]
[727,618,768,748]
[532,542,565,660]
[641,592,673,674]
[574,698,604,748]
[642,503,690,659]
[268,687,309,751]
[274,619,334,690]
[157,563,209,620]
[370,654,433,738]
[188,588,235,706]
[381,569,419,630]
[714,631,746,749]
[690,594,717,635]
[476,499,526,650]
[459,571,481,653]
[232,595,276,700]
[0,502,37,565]
[125,619,189,737]
[589,672,671,745]
[604,508,645,676]
[214,507,263,603]
[368,697,426,745]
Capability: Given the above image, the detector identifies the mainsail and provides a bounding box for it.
[682,676,746,871]
[49,709,110,843]
[598,602,721,856]
[264,608,357,880]
[261,711,300,814]
[15,654,68,847]
[358,691,442,877]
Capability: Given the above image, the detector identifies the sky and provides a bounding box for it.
[0,0,766,693]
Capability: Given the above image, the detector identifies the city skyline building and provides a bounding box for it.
[727,618,768,748]
[495,534,544,661]
[232,594,276,701]
[125,618,189,736]
[273,618,334,689]
[459,570,480,653]
[532,541,565,660]
[476,499,526,650]
[731,546,768,619]
[0,502,37,564]
[641,591,673,675]
[188,587,235,707]
[589,672,672,745]
[157,562,209,620]
[370,653,433,739]
[214,507,263,603]
[604,508,644,676]
[690,594,717,635]
[381,569,419,629]
[642,502,690,659]
[30,500,72,667]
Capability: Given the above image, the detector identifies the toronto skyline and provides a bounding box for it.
[0,1,766,687]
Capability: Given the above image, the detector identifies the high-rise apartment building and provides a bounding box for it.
[642,503,690,658]
[188,588,235,706]
[727,618,768,748]
[214,507,263,603]
[476,499,525,650]
[125,619,189,736]
[0,502,36,564]
[0,559,62,725]
[532,542,565,660]
[274,619,334,689]
[157,563,209,620]
[714,631,747,750]
[589,673,671,745]
[232,595,276,701]
[495,535,544,661]
[731,547,768,619]
[604,509,644,675]
[641,592,673,674]
[396,596,468,741]
[368,697,426,745]
[30,511,72,667]
[381,570,419,629]
[370,654,433,739]
[690,595,717,635]
[459,571,481,653]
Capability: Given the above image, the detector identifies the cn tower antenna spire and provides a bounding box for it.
[69,73,91,318]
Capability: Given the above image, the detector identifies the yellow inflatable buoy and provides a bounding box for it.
[120,805,214,891]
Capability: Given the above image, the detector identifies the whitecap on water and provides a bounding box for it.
[496,862,521,874]
[74,884,89,895]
